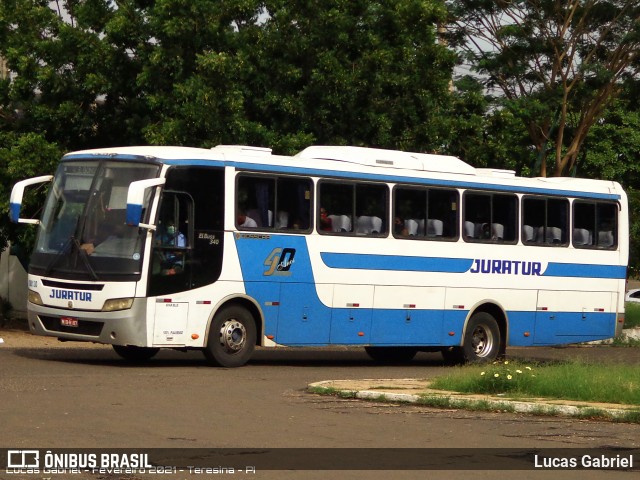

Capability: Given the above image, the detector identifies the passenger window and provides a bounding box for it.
[393,187,458,240]
[464,191,517,243]
[318,181,388,235]
[236,175,312,231]
[237,176,274,229]
[522,197,569,246]
[573,201,617,249]
[276,177,312,231]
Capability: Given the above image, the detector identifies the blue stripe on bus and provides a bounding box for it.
[543,263,626,279]
[9,203,20,223]
[321,253,625,279]
[126,204,143,226]
[321,252,474,273]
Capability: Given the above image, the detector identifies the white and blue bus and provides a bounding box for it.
[10,145,628,366]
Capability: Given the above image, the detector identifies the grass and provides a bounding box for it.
[429,360,640,406]
[308,385,357,399]
[308,362,640,422]
[624,302,640,329]
[611,336,640,347]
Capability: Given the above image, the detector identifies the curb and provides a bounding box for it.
[308,379,640,423]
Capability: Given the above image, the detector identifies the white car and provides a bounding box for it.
[625,289,640,303]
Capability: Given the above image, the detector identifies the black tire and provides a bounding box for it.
[460,312,501,363]
[364,346,418,363]
[203,305,256,367]
[112,345,160,362]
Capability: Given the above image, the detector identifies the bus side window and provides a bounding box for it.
[574,200,617,249]
[464,191,516,243]
[318,182,353,234]
[523,196,568,246]
[318,181,388,235]
[277,177,312,231]
[237,175,274,229]
[237,174,312,232]
[355,183,387,235]
[394,187,425,238]
[394,186,458,240]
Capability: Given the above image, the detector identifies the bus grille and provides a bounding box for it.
[40,316,104,336]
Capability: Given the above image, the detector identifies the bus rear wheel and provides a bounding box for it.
[204,305,256,368]
[112,345,159,362]
[364,346,418,363]
[460,312,501,363]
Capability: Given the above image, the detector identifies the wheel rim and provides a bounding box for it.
[219,319,247,353]
[471,324,494,357]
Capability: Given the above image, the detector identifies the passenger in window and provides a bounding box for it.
[155,221,187,275]
[319,207,333,231]
[237,211,257,228]
[394,217,408,236]
[158,220,186,247]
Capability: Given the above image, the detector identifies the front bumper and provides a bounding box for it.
[27,298,150,347]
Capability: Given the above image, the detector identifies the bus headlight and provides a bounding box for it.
[102,298,134,312]
[28,290,43,305]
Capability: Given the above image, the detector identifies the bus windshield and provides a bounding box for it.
[30,159,160,281]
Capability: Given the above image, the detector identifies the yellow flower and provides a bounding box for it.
[507,375,512,380]
[516,370,522,374]
[494,373,500,377]
[480,372,485,376]
[504,361,509,365]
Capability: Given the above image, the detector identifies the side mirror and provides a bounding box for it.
[9,175,54,224]
[126,177,166,228]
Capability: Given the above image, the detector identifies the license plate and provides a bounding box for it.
[60,317,79,327]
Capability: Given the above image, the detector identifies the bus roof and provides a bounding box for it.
[63,145,624,199]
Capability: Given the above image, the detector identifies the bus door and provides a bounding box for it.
[148,167,226,345]
[150,191,193,344]
[149,191,193,295]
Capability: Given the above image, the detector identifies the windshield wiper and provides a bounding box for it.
[44,235,99,281]
[71,236,99,281]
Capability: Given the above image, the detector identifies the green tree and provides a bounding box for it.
[144,0,458,154]
[251,0,457,153]
[448,0,640,177]
[138,0,266,146]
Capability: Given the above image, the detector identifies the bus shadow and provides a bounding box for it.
[9,346,449,368]
[8,341,606,369]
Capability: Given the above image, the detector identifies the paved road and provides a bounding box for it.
[0,330,638,480]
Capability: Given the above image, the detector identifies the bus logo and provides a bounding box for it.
[264,248,296,276]
[469,259,543,275]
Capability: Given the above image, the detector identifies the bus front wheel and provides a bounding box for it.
[204,306,256,368]
[459,312,501,363]
[112,345,160,362]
